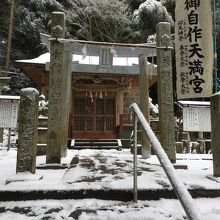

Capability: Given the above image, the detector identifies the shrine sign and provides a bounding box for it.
[0,95,20,128]
[175,0,213,99]
[179,101,211,132]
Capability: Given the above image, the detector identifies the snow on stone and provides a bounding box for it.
[178,100,210,106]
[0,95,20,100]
[149,97,158,115]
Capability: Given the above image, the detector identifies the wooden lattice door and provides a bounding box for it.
[73,95,116,139]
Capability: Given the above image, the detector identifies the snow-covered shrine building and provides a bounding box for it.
[17,36,157,142]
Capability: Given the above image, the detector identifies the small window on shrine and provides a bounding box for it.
[99,48,113,68]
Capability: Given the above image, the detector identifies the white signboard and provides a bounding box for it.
[0,99,19,128]
[183,106,211,132]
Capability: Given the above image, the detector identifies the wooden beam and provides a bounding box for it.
[72,83,131,91]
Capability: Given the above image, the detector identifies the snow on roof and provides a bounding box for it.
[16,53,50,65]
[16,52,157,67]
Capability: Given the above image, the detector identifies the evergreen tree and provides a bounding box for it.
[125,0,145,12]
[160,0,175,20]
[134,0,173,42]
[11,0,64,61]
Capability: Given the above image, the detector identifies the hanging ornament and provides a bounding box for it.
[90,91,93,102]
[110,46,117,57]
[82,45,87,59]
[99,91,103,99]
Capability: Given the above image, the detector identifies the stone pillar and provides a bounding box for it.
[211,92,220,176]
[156,22,176,163]
[46,12,67,164]
[139,54,151,159]
[16,88,39,174]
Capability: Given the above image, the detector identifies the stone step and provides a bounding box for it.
[1,188,220,202]
[75,141,118,146]
[71,145,120,150]
[69,139,122,150]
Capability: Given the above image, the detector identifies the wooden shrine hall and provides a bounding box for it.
[17,36,157,145]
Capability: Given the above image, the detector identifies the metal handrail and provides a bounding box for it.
[129,103,203,220]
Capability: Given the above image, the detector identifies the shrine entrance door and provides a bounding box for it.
[72,93,116,139]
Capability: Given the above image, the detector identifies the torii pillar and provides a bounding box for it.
[46,12,72,164]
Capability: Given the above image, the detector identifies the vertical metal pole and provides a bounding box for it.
[133,113,138,202]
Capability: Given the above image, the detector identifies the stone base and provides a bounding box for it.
[6,172,43,184]
[36,163,68,170]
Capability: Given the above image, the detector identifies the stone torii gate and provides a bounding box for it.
[46,12,176,164]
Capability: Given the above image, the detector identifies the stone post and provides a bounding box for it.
[16,88,39,174]
[0,128,3,143]
[156,22,176,163]
[181,132,190,153]
[139,54,151,159]
[211,92,220,176]
[197,131,205,153]
[46,12,67,164]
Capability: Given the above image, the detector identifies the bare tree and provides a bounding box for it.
[66,0,135,43]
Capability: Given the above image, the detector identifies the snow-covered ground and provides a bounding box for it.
[1,197,220,220]
[0,147,220,219]
[0,148,219,191]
